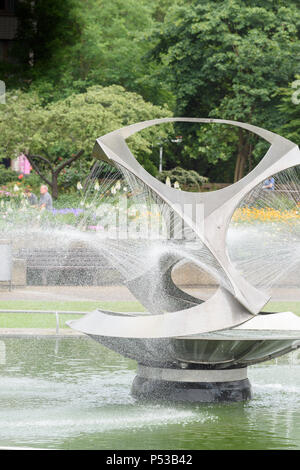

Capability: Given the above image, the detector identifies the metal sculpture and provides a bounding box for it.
[68,119,300,402]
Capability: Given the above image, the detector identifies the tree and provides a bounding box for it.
[150,0,300,181]
[0,0,81,90]
[25,151,84,200]
[13,0,80,70]
[5,0,175,107]
[60,0,175,105]
[0,85,172,198]
[277,76,300,145]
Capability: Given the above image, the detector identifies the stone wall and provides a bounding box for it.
[11,258,27,287]
[172,262,217,287]
[172,261,299,288]
[1,243,298,289]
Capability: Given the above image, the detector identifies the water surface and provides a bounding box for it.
[0,337,299,450]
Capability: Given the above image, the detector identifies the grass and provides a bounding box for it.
[262,301,300,316]
[0,299,298,329]
[0,313,83,329]
[0,299,144,329]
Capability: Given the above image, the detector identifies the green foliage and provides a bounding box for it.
[53,192,82,209]
[156,166,208,190]
[277,76,300,145]
[2,0,300,185]
[0,85,171,156]
[7,0,174,107]
[0,167,18,185]
[13,0,81,72]
[23,173,43,193]
[150,0,300,181]
[0,85,172,195]
[0,167,42,204]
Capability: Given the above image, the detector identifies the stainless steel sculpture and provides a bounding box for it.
[69,118,300,402]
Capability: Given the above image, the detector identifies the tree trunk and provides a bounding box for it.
[26,150,84,199]
[51,173,59,200]
[234,129,249,182]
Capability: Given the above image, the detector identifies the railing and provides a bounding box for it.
[0,309,88,335]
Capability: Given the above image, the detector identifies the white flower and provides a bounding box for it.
[123,187,128,192]
[94,181,100,191]
[165,177,171,187]
[13,184,19,192]
[174,181,181,190]
[111,186,117,195]
[115,180,121,190]
[77,182,83,190]
[80,200,84,206]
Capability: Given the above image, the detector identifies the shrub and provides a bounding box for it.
[156,167,208,190]
[0,167,18,185]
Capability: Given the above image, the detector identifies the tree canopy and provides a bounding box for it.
[277,76,300,145]
[150,0,300,181]
[5,0,174,106]
[0,85,172,197]
[1,0,300,186]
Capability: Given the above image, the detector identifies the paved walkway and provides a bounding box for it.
[0,285,137,302]
[0,285,299,303]
[0,328,84,337]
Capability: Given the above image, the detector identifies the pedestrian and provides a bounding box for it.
[39,184,53,210]
[262,176,275,191]
[24,187,38,206]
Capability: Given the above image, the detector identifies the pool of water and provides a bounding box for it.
[0,337,299,450]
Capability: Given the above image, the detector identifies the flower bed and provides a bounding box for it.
[232,206,300,225]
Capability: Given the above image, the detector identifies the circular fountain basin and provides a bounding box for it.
[68,310,300,403]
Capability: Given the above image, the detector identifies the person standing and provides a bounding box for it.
[262,176,275,191]
[39,185,53,210]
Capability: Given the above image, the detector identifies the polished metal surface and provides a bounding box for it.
[91,118,300,323]
[68,310,300,368]
[136,365,248,383]
[68,118,300,374]
[68,288,252,338]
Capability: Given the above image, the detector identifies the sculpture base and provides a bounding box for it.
[131,365,252,403]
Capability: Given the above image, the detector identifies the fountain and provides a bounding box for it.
[68,118,300,403]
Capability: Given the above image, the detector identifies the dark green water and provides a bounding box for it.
[0,337,299,450]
